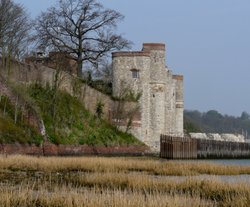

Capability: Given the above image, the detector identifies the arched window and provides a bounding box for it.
[131,69,140,79]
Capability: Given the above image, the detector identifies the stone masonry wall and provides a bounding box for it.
[112,52,151,145]
[173,75,184,136]
[0,44,185,152]
[0,60,113,118]
[0,143,151,156]
[112,43,184,151]
[0,59,141,139]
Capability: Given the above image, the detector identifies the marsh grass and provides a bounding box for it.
[0,155,249,207]
[0,185,214,207]
[0,155,250,175]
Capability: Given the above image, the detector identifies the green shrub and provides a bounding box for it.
[96,100,104,119]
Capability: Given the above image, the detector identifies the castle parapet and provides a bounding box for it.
[112,51,150,58]
[142,43,165,51]
[173,75,184,81]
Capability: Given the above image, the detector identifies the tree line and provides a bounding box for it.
[0,0,130,77]
[0,0,132,140]
[184,110,250,139]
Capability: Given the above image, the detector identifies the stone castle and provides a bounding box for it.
[112,43,184,150]
[22,42,184,151]
[3,42,247,152]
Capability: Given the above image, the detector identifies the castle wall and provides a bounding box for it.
[149,83,166,148]
[25,52,78,75]
[1,42,185,152]
[163,73,176,136]
[112,52,151,144]
[112,52,151,96]
[0,60,113,119]
[0,143,151,156]
[142,43,166,83]
[0,58,144,138]
[112,43,184,151]
[173,75,184,137]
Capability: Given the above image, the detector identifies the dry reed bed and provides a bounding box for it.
[0,155,250,176]
[0,174,249,207]
[0,185,214,207]
[0,156,250,206]
[65,172,250,205]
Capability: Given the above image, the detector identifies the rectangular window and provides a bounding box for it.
[132,70,139,79]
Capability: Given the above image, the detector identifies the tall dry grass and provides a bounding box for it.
[67,172,250,205]
[0,155,249,175]
[0,173,249,207]
[0,184,214,207]
[0,155,249,206]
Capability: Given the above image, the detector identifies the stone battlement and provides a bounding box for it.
[173,75,184,81]
[112,51,150,58]
[142,43,166,51]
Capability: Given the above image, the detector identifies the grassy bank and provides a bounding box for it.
[27,83,141,146]
[0,83,141,146]
[0,156,249,207]
[0,96,43,144]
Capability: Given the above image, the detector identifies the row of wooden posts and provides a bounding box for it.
[160,135,250,159]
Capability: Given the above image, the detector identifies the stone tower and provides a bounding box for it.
[112,43,184,151]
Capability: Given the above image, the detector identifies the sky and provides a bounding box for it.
[14,0,250,116]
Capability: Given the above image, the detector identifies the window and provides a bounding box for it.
[131,69,140,79]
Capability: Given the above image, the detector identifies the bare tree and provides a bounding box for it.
[0,0,31,62]
[35,0,131,77]
[94,59,112,83]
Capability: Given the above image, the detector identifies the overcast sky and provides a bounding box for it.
[14,0,250,116]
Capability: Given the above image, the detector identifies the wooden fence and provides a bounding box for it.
[160,135,250,159]
[160,135,197,159]
[197,139,250,158]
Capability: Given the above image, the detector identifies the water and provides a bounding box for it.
[162,159,250,166]
[158,174,250,184]
[159,159,250,184]
[207,159,250,166]
[196,159,250,184]
[172,159,250,166]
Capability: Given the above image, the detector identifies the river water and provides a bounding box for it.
[209,159,250,166]
[205,160,250,183]
[159,174,250,184]
[159,159,250,184]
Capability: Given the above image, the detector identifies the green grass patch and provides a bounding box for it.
[0,96,43,145]
[27,83,142,146]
